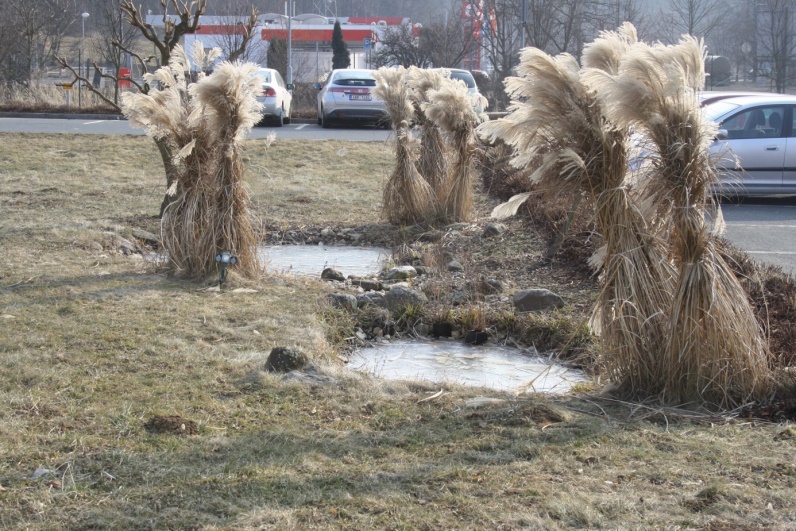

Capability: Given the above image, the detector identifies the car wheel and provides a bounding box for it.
[274,109,284,128]
[321,109,332,129]
[283,105,291,125]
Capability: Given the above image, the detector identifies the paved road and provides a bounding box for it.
[0,116,392,142]
[720,197,796,276]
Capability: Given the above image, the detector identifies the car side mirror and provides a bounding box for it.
[286,83,294,90]
[312,83,322,90]
[716,128,729,140]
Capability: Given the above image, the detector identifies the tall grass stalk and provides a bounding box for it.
[406,67,451,206]
[373,67,434,225]
[423,79,486,222]
[480,27,676,397]
[122,44,263,279]
[587,37,770,407]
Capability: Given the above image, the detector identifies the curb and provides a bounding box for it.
[0,112,318,124]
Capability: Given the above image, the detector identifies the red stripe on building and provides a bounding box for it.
[261,28,374,41]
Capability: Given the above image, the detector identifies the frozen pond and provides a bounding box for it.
[350,340,587,394]
[259,245,391,277]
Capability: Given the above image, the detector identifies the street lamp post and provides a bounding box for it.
[80,12,89,108]
[287,0,293,87]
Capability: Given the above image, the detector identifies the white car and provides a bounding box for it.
[254,68,292,127]
[313,69,387,128]
[704,94,796,196]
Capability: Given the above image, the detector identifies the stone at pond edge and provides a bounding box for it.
[384,286,427,313]
[321,267,345,282]
[357,292,386,308]
[383,266,417,280]
[432,322,453,338]
[265,346,309,373]
[414,265,431,276]
[513,289,565,312]
[328,293,357,311]
[447,260,464,272]
[483,223,508,238]
[349,277,383,291]
[465,330,489,345]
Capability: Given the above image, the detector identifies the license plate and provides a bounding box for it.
[349,94,371,101]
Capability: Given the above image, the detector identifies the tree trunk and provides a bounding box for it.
[154,137,178,218]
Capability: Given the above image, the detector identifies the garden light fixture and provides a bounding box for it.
[214,250,237,286]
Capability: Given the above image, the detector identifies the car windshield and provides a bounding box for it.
[332,73,376,87]
[702,100,741,122]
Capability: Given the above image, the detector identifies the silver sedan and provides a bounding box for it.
[706,94,796,196]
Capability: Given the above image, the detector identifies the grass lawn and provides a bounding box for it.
[1,133,796,529]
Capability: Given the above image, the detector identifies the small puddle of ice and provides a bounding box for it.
[350,340,587,394]
[259,245,391,277]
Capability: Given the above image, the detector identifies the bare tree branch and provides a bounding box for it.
[55,56,122,112]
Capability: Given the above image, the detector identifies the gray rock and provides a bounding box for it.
[483,223,508,237]
[320,227,336,239]
[265,346,308,373]
[415,323,431,336]
[131,228,159,245]
[349,277,383,291]
[383,266,417,280]
[447,290,470,306]
[414,265,431,276]
[513,289,565,312]
[90,241,103,252]
[118,237,137,255]
[321,267,345,282]
[328,293,358,311]
[356,292,387,308]
[384,286,427,313]
[447,260,464,272]
[282,366,338,386]
[482,277,504,294]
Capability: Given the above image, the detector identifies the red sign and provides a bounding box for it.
[119,68,131,88]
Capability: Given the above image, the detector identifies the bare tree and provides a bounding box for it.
[0,0,77,88]
[373,23,431,67]
[209,2,265,63]
[421,12,476,68]
[87,0,142,105]
[654,0,727,43]
[121,0,207,67]
[754,0,796,92]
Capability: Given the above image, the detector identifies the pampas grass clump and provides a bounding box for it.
[373,67,434,225]
[122,43,263,280]
[423,77,487,222]
[587,36,770,407]
[479,24,676,398]
[406,67,451,205]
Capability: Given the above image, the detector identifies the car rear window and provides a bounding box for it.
[449,71,476,88]
[332,76,376,87]
[256,71,272,83]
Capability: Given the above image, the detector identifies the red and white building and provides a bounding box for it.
[147,14,416,82]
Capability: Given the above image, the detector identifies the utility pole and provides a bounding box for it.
[287,0,293,86]
[520,0,527,50]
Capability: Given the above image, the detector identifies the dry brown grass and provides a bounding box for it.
[374,67,435,225]
[2,133,796,529]
[588,37,771,407]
